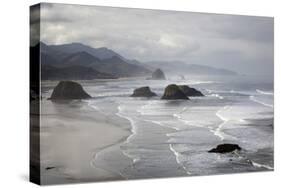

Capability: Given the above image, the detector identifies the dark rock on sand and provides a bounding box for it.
[49,81,91,100]
[208,144,242,153]
[161,84,189,100]
[151,68,166,80]
[178,85,204,97]
[45,166,56,170]
[131,86,157,97]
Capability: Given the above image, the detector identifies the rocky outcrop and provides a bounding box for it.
[161,84,189,100]
[49,81,91,100]
[131,86,157,97]
[208,144,241,153]
[178,85,204,97]
[151,69,166,80]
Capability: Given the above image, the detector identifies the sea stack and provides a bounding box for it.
[49,81,91,100]
[151,68,166,80]
[178,85,204,97]
[131,86,157,97]
[208,144,241,153]
[161,84,189,100]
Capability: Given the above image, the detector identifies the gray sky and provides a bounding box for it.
[40,3,274,75]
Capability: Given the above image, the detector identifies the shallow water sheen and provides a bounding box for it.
[81,76,273,178]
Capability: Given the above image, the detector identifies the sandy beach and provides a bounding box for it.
[40,98,131,185]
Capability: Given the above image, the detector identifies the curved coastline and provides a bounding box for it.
[88,100,135,179]
[40,79,274,183]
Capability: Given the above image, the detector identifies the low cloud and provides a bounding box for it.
[39,3,273,75]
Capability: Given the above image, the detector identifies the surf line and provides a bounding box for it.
[250,96,273,108]
[232,151,274,170]
[115,105,140,165]
[169,143,192,175]
[141,119,190,174]
[213,106,231,141]
[89,104,139,180]
[251,161,274,170]
[256,89,273,95]
[91,141,129,180]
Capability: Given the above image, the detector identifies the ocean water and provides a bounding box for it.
[43,74,274,179]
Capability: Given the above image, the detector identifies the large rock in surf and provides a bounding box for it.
[178,85,204,97]
[208,144,241,153]
[151,68,166,80]
[131,86,157,97]
[49,81,91,100]
[161,84,189,100]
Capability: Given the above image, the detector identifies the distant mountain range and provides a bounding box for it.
[41,65,117,80]
[31,42,237,81]
[35,42,151,80]
[143,60,238,76]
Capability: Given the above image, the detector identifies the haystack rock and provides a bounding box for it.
[131,86,157,97]
[178,85,204,97]
[49,81,91,100]
[151,69,166,80]
[161,84,189,100]
[208,144,241,153]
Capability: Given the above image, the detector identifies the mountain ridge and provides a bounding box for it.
[38,42,152,79]
[33,42,238,81]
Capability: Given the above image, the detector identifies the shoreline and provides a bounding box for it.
[40,98,132,184]
[38,79,274,183]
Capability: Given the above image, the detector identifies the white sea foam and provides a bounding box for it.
[172,107,199,130]
[87,100,104,114]
[150,120,180,131]
[115,105,140,165]
[172,115,197,130]
[233,152,273,170]
[206,89,228,94]
[214,106,231,140]
[239,119,248,123]
[213,124,226,140]
[256,89,273,95]
[189,80,216,85]
[206,89,249,98]
[251,161,274,170]
[168,144,191,175]
[137,101,158,115]
[209,93,224,99]
[116,106,137,143]
[173,113,181,119]
[250,96,273,108]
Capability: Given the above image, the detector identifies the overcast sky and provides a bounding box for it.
[39,3,274,75]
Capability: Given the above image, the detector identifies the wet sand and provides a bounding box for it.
[40,99,131,185]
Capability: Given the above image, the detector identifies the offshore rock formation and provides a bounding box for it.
[208,144,242,153]
[161,84,189,100]
[131,86,157,97]
[151,68,166,80]
[49,81,91,100]
[178,85,204,97]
